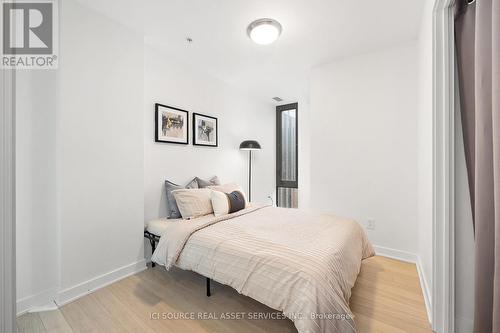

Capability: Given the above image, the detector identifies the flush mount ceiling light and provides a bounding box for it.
[247,18,282,45]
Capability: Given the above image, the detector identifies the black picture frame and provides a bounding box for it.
[193,113,218,147]
[155,103,189,145]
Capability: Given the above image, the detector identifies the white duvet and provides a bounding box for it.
[151,204,374,333]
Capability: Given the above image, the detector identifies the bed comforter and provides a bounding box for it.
[151,204,374,333]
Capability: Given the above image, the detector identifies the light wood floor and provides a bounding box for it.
[17,256,433,333]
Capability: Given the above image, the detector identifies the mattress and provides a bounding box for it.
[151,205,374,333]
[145,217,178,236]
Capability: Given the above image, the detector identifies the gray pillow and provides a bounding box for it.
[196,175,221,188]
[165,178,198,218]
[185,178,199,189]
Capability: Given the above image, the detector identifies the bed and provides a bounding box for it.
[149,204,374,333]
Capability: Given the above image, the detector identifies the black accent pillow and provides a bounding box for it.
[226,191,246,214]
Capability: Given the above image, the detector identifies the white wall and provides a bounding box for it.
[417,0,435,315]
[16,71,59,313]
[144,46,275,224]
[309,42,419,254]
[16,0,277,311]
[57,0,145,295]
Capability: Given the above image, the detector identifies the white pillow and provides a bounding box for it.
[211,191,228,217]
[208,183,247,203]
[172,189,213,219]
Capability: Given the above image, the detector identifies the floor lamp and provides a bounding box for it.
[239,140,261,202]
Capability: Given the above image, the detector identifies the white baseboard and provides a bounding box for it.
[17,287,58,316]
[416,257,433,325]
[373,245,418,263]
[56,259,147,307]
[28,301,59,313]
[373,245,433,326]
[18,260,147,314]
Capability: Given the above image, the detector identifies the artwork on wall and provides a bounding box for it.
[155,103,189,144]
[193,113,218,147]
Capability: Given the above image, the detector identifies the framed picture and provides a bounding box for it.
[193,113,218,147]
[155,103,189,144]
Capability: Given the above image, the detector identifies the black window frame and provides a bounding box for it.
[276,103,298,195]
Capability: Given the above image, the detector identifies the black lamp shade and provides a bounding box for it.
[239,140,261,150]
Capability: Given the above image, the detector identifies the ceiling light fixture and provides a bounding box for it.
[247,18,282,45]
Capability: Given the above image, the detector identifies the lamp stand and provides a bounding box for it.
[240,140,260,202]
[248,150,252,202]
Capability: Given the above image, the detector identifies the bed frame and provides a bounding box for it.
[144,230,211,297]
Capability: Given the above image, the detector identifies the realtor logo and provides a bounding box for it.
[1,0,58,69]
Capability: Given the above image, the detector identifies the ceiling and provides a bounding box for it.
[76,0,425,104]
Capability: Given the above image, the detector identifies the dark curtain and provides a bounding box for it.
[455,0,500,332]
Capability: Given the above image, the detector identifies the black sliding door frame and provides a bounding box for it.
[276,103,298,207]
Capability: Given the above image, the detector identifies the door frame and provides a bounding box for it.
[1,68,16,332]
[276,103,299,207]
[432,0,456,332]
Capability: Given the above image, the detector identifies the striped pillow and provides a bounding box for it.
[172,189,213,219]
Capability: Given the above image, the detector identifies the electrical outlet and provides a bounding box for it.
[366,219,376,230]
[267,194,274,206]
